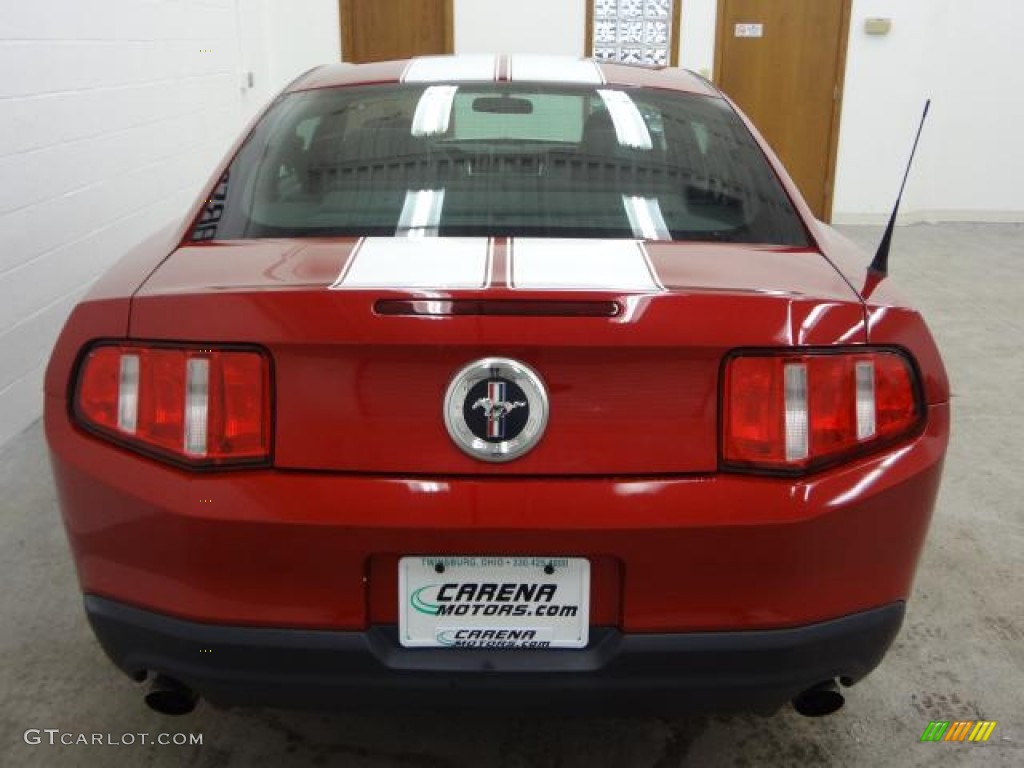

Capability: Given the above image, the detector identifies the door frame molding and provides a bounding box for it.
[340,0,455,63]
[713,0,852,222]
[585,1,683,67]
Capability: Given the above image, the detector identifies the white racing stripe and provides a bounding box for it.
[330,237,490,290]
[509,239,662,292]
[509,55,603,84]
[403,55,498,83]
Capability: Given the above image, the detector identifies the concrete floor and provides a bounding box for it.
[1,223,1022,767]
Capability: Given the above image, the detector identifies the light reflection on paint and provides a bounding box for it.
[836,320,866,344]
[799,304,831,338]
[616,295,653,324]
[827,444,913,508]
[868,306,889,333]
[406,480,450,495]
[614,481,663,497]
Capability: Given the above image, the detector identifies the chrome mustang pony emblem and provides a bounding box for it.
[443,358,549,462]
[472,382,527,439]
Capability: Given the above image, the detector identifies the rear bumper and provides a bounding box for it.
[86,595,904,714]
[48,402,948,634]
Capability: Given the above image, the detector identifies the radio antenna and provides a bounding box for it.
[868,100,931,277]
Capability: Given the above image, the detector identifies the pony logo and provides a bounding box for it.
[472,381,527,439]
[444,358,548,463]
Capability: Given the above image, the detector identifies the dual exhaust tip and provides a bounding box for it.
[141,673,845,718]
[143,674,197,716]
[792,679,846,717]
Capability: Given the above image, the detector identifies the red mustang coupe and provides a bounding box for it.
[45,55,948,717]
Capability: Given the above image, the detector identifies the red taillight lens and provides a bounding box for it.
[875,353,918,439]
[723,350,921,473]
[209,352,269,460]
[723,356,788,465]
[74,344,270,467]
[76,347,122,432]
[138,348,187,455]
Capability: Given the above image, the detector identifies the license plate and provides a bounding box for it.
[399,556,590,649]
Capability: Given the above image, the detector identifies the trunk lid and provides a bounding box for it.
[131,237,866,475]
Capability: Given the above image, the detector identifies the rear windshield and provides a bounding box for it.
[192,83,808,245]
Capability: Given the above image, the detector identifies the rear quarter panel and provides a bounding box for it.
[813,222,950,404]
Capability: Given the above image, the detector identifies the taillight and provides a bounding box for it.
[722,349,922,473]
[74,344,270,467]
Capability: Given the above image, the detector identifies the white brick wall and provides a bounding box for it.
[0,0,339,448]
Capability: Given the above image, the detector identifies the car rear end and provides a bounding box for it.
[45,56,949,715]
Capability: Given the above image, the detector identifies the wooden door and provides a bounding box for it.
[715,0,850,220]
[340,0,453,64]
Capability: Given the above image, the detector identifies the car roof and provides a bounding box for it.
[287,54,720,98]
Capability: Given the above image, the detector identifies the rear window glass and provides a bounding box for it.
[192,83,808,245]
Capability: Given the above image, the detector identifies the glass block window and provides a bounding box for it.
[593,0,675,67]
